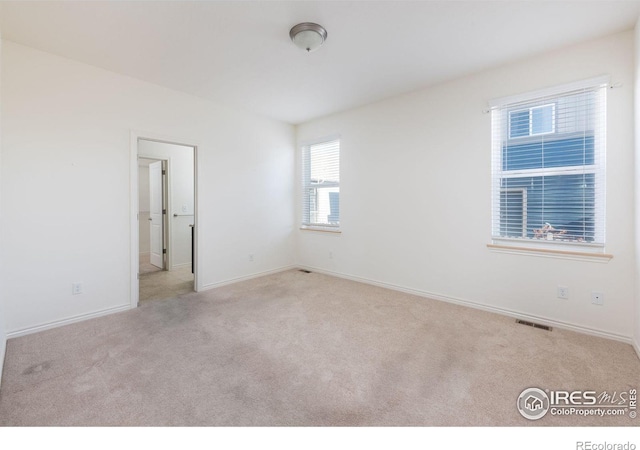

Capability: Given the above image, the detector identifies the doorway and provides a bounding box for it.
[131,134,197,307]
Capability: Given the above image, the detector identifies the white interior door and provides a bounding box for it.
[149,160,164,269]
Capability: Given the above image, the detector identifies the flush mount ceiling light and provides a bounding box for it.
[289,22,327,52]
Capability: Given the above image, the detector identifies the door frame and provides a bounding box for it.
[130,130,200,308]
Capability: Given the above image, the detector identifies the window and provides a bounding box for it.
[490,77,607,246]
[509,104,555,138]
[302,138,340,228]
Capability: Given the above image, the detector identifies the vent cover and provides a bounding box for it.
[516,319,552,331]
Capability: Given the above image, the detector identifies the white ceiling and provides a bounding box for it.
[1,1,639,124]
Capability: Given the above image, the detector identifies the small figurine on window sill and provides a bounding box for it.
[533,223,567,240]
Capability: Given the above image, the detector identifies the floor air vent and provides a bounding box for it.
[516,319,552,331]
[299,269,312,273]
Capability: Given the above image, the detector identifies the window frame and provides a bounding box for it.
[301,136,341,231]
[489,76,608,251]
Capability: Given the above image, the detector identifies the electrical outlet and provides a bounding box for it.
[249,254,254,262]
[72,282,83,295]
[329,251,333,259]
[591,292,604,305]
[557,286,569,299]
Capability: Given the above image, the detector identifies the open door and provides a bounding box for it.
[149,160,164,269]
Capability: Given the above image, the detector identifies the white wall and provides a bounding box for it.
[0,42,295,335]
[634,19,640,358]
[297,31,636,341]
[138,141,194,269]
[0,33,6,385]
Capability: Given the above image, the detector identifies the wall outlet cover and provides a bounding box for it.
[557,286,569,299]
[72,282,83,295]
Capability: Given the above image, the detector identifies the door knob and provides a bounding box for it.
[148,218,152,221]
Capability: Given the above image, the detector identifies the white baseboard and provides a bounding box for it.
[6,304,132,339]
[5,264,636,365]
[5,266,296,339]
[199,265,296,291]
[299,265,634,346]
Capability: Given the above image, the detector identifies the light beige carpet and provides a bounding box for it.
[0,269,638,426]
[138,253,162,275]
[139,265,194,303]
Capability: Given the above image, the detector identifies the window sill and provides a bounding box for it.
[300,226,342,234]
[487,243,612,263]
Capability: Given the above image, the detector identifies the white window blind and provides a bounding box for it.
[490,78,607,246]
[302,138,340,228]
